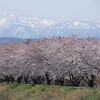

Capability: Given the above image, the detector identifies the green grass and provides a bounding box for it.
[0,84,100,100]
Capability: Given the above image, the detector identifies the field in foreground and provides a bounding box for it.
[0,84,100,100]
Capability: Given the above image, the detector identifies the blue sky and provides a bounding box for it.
[0,0,100,22]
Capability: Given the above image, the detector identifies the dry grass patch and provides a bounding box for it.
[65,88,92,100]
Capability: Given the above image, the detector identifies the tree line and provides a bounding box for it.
[0,37,100,87]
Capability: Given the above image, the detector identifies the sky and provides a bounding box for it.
[0,0,100,22]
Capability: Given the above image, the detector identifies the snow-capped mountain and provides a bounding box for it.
[0,15,100,39]
[0,15,57,39]
[44,21,100,38]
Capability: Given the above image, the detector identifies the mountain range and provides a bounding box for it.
[0,15,100,44]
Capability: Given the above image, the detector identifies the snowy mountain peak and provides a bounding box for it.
[0,15,100,39]
[0,15,57,28]
[72,21,81,26]
[0,17,8,27]
[71,20,92,29]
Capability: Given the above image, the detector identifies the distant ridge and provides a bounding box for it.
[0,15,100,39]
[0,37,25,44]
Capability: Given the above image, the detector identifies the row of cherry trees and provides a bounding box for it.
[0,37,100,87]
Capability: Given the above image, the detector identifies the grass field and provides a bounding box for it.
[0,84,100,100]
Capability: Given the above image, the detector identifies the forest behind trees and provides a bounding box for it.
[0,37,100,87]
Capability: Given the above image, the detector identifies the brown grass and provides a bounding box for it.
[65,88,92,100]
[0,84,7,92]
